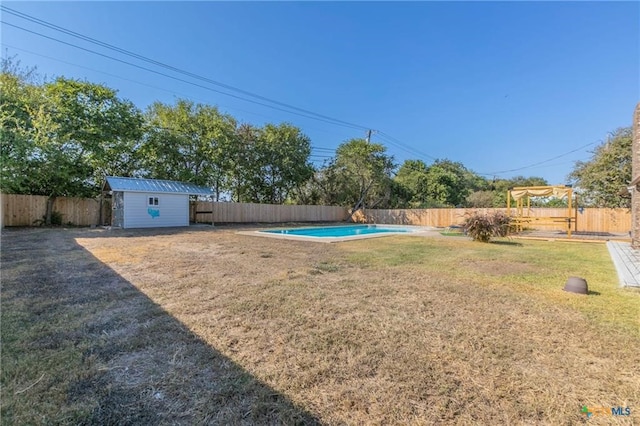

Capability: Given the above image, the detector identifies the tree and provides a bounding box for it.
[1,67,144,223]
[569,127,632,208]
[394,160,430,207]
[229,123,261,202]
[395,159,485,207]
[249,123,314,204]
[220,122,314,204]
[466,190,496,208]
[463,169,491,194]
[423,160,470,207]
[490,176,548,207]
[0,59,41,195]
[325,139,395,211]
[292,164,341,206]
[44,78,143,188]
[140,99,236,199]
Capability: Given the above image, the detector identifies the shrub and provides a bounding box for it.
[34,211,64,227]
[49,211,64,226]
[462,211,511,243]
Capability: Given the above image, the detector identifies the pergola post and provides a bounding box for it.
[567,188,573,238]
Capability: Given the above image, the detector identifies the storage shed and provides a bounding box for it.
[103,177,213,229]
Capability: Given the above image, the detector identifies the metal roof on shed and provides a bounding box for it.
[104,176,214,195]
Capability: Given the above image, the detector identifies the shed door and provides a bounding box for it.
[112,191,124,227]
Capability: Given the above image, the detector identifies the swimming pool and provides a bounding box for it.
[259,224,419,239]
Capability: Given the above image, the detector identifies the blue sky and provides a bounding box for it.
[2,1,638,184]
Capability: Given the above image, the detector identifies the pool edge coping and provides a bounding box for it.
[237,225,439,243]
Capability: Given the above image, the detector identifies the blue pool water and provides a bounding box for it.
[262,225,414,238]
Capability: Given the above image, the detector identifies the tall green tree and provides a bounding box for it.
[1,66,144,223]
[569,127,632,208]
[224,122,314,203]
[465,190,496,208]
[462,170,494,208]
[249,123,314,204]
[395,159,486,207]
[0,59,40,195]
[292,164,341,206]
[140,99,236,199]
[423,160,471,207]
[44,78,143,187]
[394,160,430,207]
[230,123,261,202]
[324,139,395,211]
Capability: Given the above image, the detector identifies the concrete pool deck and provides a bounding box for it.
[239,225,440,243]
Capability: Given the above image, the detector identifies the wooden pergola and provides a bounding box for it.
[507,185,576,237]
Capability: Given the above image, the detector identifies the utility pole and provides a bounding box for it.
[366,129,372,143]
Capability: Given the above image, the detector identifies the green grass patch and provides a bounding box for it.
[342,236,640,337]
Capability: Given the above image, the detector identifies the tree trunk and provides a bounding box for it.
[353,180,374,212]
[45,196,56,226]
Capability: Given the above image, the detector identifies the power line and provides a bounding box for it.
[130,124,340,159]
[0,45,346,157]
[0,43,359,142]
[1,6,369,131]
[147,124,338,153]
[376,131,438,161]
[1,20,371,131]
[1,7,600,180]
[478,141,596,176]
[0,9,457,169]
[517,158,590,170]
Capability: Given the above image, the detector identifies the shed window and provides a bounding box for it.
[148,196,159,206]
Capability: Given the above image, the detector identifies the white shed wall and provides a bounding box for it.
[123,192,189,228]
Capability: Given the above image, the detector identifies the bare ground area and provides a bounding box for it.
[2,226,639,425]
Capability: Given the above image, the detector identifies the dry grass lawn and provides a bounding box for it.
[2,226,639,425]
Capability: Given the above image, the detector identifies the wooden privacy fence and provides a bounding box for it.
[193,201,348,224]
[1,193,631,233]
[1,194,107,227]
[0,194,347,227]
[361,208,632,234]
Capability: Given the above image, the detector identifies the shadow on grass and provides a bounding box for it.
[1,228,320,425]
